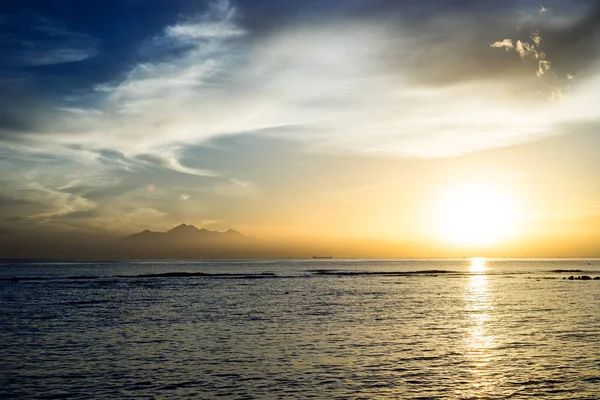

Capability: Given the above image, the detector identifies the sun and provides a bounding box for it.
[437,184,519,246]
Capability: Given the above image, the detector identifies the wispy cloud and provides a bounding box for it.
[134,151,219,177]
[491,30,552,77]
[161,154,220,177]
[10,0,598,161]
[19,47,96,66]
[490,38,514,50]
[212,178,259,198]
[1,13,98,66]
[165,1,244,40]
[0,174,97,223]
[97,0,241,115]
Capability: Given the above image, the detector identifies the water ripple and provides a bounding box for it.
[1,259,599,398]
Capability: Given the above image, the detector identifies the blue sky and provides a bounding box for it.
[1,0,599,255]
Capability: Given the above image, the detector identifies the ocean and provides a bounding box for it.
[1,258,599,399]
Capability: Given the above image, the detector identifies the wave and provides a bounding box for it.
[551,269,583,272]
[309,269,456,276]
[119,272,277,279]
[0,276,45,282]
[5,268,600,283]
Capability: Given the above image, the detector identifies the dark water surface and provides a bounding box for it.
[1,259,600,399]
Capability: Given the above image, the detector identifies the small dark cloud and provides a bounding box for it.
[0,82,51,135]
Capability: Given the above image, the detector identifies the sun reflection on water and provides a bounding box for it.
[465,257,496,394]
[470,257,487,273]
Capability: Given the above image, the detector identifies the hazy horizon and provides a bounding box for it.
[1,220,599,260]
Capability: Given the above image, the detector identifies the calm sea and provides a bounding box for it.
[1,259,599,399]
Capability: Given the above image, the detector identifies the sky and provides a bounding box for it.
[1,0,599,257]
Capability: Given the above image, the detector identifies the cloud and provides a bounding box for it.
[491,39,514,50]
[136,152,219,177]
[5,0,597,161]
[0,13,98,66]
[488,3,600,101]
[161,154,220,177]
[0,83,53,134]
[0,176,97,225]
[1,0,600,211]
[165,0,244,40]
[492,30,553,77]
[537,59,551,77]
[212,178,259,198]
[514,40,530,57]
[18,47,96,66]
[96,0,242,116]
[179,193,190,201]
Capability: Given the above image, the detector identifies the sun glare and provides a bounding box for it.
[470,257,487,273]
[437,184,519,246]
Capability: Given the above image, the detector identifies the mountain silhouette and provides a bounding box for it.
[122,224,247,241]
[115,224,253,257]
[166,223,202,236]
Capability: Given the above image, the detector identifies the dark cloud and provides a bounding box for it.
[544,3,600,77]
[231,0,600,90]
[83,184,139,203]
[52,209,99,220]
[0,82,51,135]
[405,3,598,84]
[388,15,530,86]
[0,191,49,225]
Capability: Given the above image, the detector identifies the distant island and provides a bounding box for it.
[122,223,248,244]
[113,223,255,258]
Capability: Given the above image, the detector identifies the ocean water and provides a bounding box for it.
[1,258,599,399]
